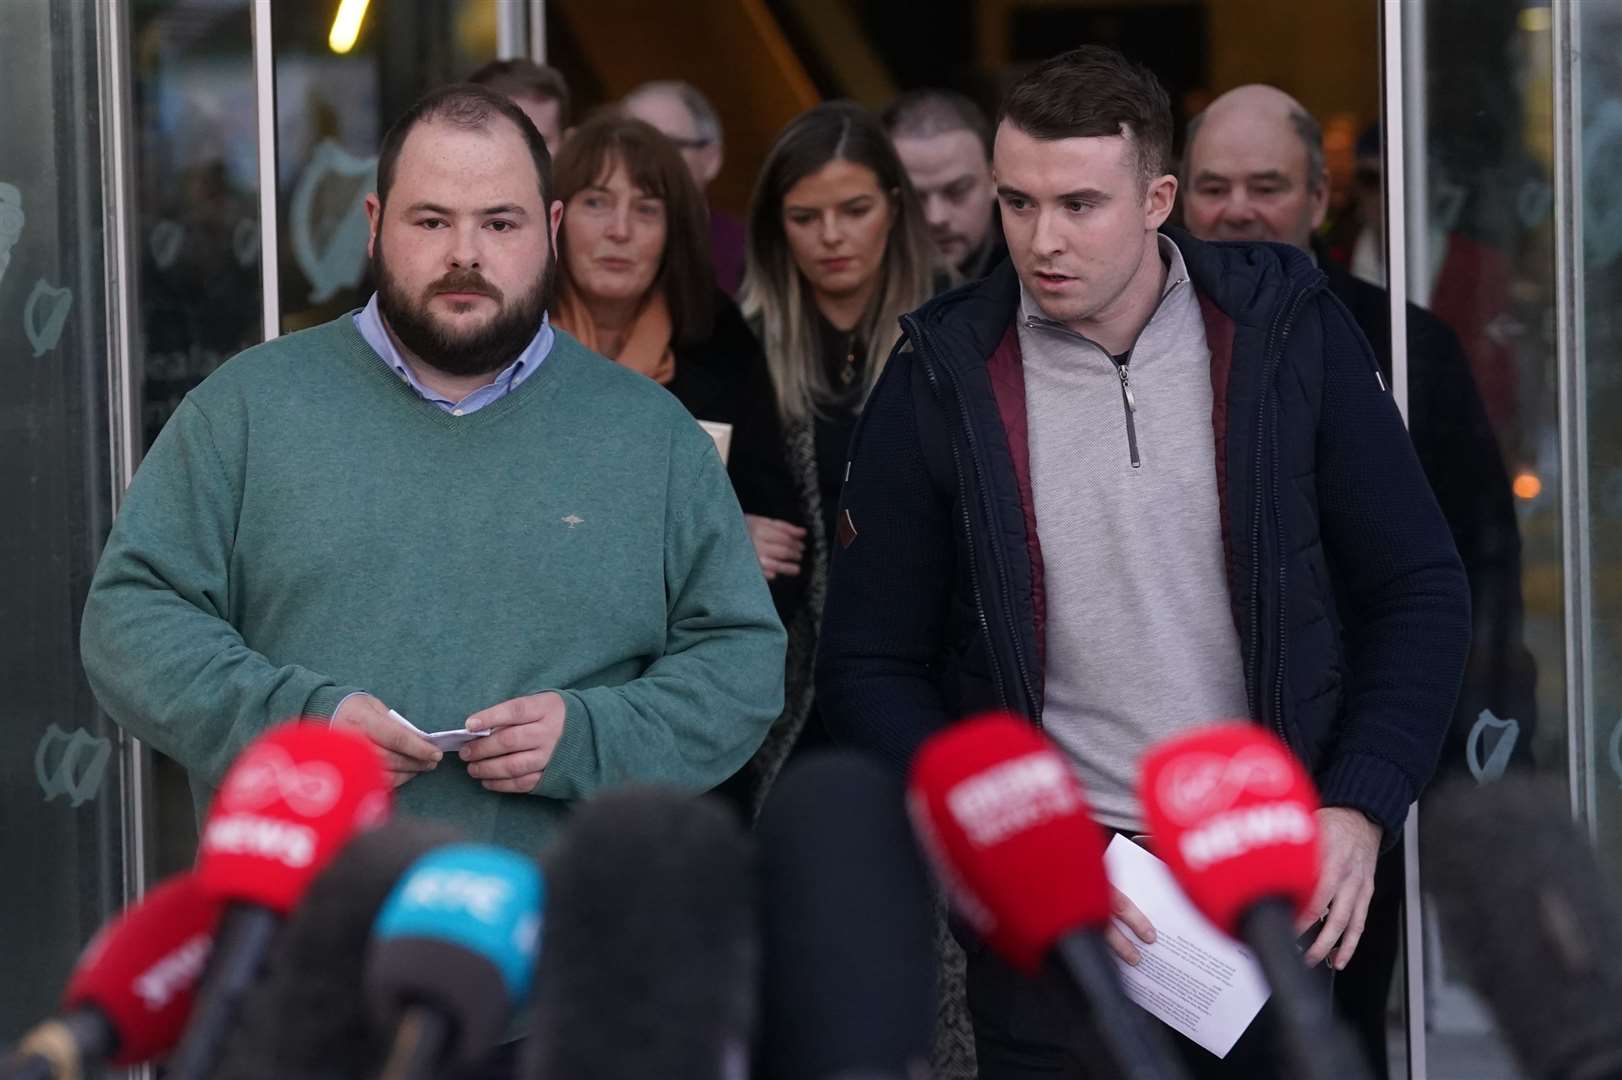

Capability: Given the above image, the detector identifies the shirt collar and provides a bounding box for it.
[353,293,553,408]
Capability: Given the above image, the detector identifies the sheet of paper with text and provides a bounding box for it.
[1103,834,1272,1058]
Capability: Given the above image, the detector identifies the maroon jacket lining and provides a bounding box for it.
[982,302,1242,700]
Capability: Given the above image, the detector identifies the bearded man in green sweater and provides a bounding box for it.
[80,84,786,854]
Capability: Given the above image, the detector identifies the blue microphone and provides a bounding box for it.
[366,844,543,1080]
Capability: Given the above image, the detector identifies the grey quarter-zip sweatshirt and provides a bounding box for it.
[1017,234,1250,832]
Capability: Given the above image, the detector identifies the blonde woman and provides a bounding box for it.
[736,101,934,794]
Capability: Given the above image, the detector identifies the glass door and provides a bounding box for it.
[0,0,133,1044]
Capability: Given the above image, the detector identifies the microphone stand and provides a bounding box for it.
[1051,933,1193,1080]
[1238,899,1372,1080]
[377,1006,454,1080]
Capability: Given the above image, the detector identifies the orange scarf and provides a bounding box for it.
[552,286,677,386]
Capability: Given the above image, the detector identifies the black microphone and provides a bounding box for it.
[1423,776,1622,1080]
[211,817,462,1080]
[756,750,937,1080]
[522,787,757,1080]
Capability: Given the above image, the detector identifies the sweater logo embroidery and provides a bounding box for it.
[561,515,585,529]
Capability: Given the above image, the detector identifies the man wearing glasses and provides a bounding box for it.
[623,80,746,295]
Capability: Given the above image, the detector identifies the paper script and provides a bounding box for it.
[1104,834,1271,1058]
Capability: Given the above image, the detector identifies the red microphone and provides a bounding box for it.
[0,873,222,1080]
[908,714,1190,1080]
[1140,724,1371,1080]
[166,720,391,1080]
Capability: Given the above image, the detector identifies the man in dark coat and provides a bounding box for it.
[818,49,1471,1079]
[1179,82,1534,1079]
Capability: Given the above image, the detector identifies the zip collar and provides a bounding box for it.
[1017,232,1192,344]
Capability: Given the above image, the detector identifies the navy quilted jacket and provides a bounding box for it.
[815,228,1471,838]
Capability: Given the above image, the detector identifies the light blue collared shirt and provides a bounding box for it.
[353,293,554,414]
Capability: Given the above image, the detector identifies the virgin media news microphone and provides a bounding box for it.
[1424,776,1622,1080]
[0,873,221,1080]
[165,720,392,1080]
[756,751,937,1080]
[1139,723,1371,1080]
[907,714,1190,1080]
[212,817,464,1080]
[367,843,544,1080]
[523,788,758,1080]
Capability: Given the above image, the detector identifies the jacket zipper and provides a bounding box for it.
[1248,282,1319,746]
[1109,356,1141,468]
[1024,299,1175,471]
[906,315,1041,725]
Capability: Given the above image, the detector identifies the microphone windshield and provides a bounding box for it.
[1423,776,1622,1080]
[211,817,464,1080]
[1139,723,1320,935]
[757,750,937,1080]
[197,721,392,913]
[525,788,757,1080]
[62,872,222,1065]
[367,843,544,1066]
[906,713,1110,973]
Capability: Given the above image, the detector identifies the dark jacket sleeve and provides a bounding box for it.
[679,297,808,617]
[713,301,803,529]
[1311,294,1473,835]
[815,345,957,775]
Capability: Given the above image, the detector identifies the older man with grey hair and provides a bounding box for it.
[623,80,746,294]
[1182,82,1534,1080]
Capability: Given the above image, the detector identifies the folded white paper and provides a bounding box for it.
[698,420,733,464]
[1103,834,1272,1058]
[387,708,491,751]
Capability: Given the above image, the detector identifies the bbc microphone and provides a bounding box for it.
[212,816,464,1080]
[907,713,1191,1080]
[1140,723,1372,1080]
[523,788,757,1080]
[0,873,221,1080]
[165,720,393,1080]
[1424,775,1622,1080]
[756,750,937,1080]
[367,842,544,1080]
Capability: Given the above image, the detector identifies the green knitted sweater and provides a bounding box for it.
[82,315,785,853]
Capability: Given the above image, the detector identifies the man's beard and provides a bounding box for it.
[372,235,555,378]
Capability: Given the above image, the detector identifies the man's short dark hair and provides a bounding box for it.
[466,59,572,128]
[376,83,553,208]
[882,89,992,160]
[998,45,1174,189]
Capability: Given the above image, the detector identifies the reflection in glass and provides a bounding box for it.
[272,0,501,332]
[131,0,263,881]
[1578,1,1622,893]
[0,0,127,1042]
[1413,1,1562,1075]
[132,0,263,450]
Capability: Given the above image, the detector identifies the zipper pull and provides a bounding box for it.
[1112,360,1141,469]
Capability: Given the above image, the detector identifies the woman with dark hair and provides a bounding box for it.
[734,100,936,799]
[550,112,806,600]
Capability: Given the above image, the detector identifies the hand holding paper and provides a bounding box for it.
[1104,835,1272,1058]
[329,694,441,787]
[386,708,491,751]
